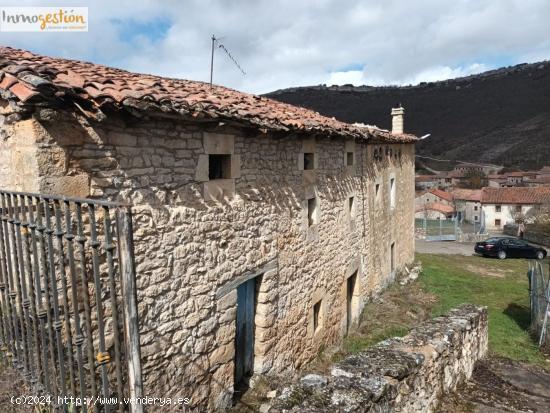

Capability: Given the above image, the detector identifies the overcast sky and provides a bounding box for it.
[1,0,550,94]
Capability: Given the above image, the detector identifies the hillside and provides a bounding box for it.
[265,62,550,170]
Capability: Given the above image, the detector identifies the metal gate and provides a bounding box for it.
[0,189,142,412]
[415,217,458,241]
[528,259,550,347]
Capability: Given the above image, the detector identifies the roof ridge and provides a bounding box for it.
[0,46,416,143]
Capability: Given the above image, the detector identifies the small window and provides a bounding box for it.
[375,183,380,199]
[346,152,354,166]
[474,206,478,211]
[515,205,522,212]
[495,219,501,227]
[390,178,396,209]
[348,196,354,217]
[313,300,322,332]
[304,153,315,170]
[208,154,231,180]
[474,215,479,221]
[307,197,318,227]
[390,242,395,272]
[495,205,501,212]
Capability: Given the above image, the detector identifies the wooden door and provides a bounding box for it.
[234,278,256,390]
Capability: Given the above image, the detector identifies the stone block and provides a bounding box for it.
[39,174,90,198]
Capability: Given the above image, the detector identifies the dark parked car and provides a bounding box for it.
[475,237,547,260]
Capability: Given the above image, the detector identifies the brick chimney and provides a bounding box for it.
[391,105,405,134]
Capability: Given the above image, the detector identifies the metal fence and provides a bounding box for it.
[527,259,550,347]
[0,189,142,412]
[415,217,458,241]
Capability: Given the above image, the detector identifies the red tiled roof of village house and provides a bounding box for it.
[481,187,550,205]
[0,46,415,143]
[506,171,525,177]
[428,188,453,202]
[451,189,482,202]
[415,202,455,215]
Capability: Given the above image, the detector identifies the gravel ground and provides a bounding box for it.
[415,239,476,255]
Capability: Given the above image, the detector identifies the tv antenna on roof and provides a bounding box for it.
[210,35,246,88]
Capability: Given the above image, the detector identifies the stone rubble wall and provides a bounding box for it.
[1,108,416,411]
[270,304,488,413]
[504,224,550,247]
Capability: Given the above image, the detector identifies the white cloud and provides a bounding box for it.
[1,0,550,93]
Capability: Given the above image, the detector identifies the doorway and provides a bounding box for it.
[234,277,257,394]
[346,271,357,334]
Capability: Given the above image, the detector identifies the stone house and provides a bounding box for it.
[0,47,416,411]
[451,189,482,224]
[480,187,550,232]
[414,188,453,210]
[414,202,454,220]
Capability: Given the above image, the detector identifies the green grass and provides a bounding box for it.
[417,253,547,365]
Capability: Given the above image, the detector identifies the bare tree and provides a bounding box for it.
[460,170,488,189]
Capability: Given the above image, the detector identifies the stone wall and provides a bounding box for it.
[0,101,40,192]
[504,224,550,247]
[1,110,415,411]
[269,304,488,413]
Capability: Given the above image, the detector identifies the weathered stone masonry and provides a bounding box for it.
[270,304,488,413]
[1,108,415,410]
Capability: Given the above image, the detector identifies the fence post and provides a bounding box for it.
[117,208,143,413]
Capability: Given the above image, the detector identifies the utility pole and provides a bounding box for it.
[210,35,216,88]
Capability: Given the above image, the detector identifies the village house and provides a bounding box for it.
[452,162,501,176]
[480,187,550,232]
[0,47,416,410]
[451,189,482,224]
[414,173,451,190]
[414,188,453,209]
[414,202,454,220]
[414,188,455,220]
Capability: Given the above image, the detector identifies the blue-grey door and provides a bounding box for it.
[235,278,256,389]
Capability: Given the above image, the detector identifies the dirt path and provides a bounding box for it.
[438,357,550,412]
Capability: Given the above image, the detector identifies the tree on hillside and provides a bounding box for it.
[460,170,488,189]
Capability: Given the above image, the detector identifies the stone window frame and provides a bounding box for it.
[389,173,396,210]
[344,140,355,172]
[308,288,326,338]
[196,133,241,202]
[374,179,382,207]
[303,185,321,241]
[341,258,362,334]
[346,193,356,230]
[298,138,318,170]
[390,241,396,274]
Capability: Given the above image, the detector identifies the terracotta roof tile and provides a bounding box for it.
[428,188,454,202]
[9,81,40,102]
[415,202,455,215]
[0,46,415,143]
[451,189,482,202]
[481,187,550,204]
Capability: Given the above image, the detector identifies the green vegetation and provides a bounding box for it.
[418,253,546,365]
[335,253,547,368]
